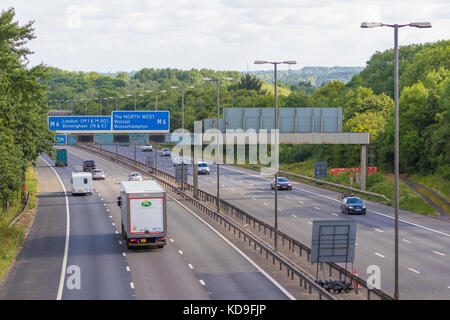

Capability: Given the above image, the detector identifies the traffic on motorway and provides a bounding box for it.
[88,144,450,300]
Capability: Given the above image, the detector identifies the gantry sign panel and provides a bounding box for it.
[48,111,170,134]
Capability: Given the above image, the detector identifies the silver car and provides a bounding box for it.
[128,172,143,181]
[91,169,105,180]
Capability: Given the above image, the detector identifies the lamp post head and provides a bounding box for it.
[361,22,383,28]
[254,60,268,64]
[409,22,432,28]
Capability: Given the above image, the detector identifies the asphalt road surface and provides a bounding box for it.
[97,144,450,300]
[0,148,293,300]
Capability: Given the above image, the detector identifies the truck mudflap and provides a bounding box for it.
[127,237,166,249]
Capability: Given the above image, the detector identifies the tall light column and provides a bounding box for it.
[254,60,297,251]
[361,21,431,300]
[203,77,233,213]
[171,85,195,191]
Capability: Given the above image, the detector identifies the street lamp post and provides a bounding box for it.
[171,85,195,191]
[203,77,233,213]
[361,21,431,300]
[254,60,296,252]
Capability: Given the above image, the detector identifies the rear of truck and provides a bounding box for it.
[119,181,167,249]
[55,149,68,167]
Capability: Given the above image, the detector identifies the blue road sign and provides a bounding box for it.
[54,134,67,144]
[112,111,170,132]
[48,116,112,131]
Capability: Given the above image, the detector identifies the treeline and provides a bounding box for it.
[282,40,450,178]
[0,8,54,210]
[248,66,364,87]
[43,31,448,178]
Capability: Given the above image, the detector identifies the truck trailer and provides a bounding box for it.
[118,180,167,249]
[55,149,68,167]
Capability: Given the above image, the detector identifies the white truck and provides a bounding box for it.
[118,180,167,249]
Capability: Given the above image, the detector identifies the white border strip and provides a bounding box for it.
[39,156,71,300]
[168,195,296,300]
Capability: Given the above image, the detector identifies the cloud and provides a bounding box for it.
[3,0,448,71]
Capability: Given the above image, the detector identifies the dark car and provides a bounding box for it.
[341,196,366,215]
[270,177,292,190]
[83,160,96,172]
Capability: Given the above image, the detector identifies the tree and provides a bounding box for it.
[0,8,53,209]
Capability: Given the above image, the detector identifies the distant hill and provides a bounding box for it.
[246,66,364,87]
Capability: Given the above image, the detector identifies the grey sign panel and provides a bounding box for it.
[315,161,327,179]
[175,165,188,183]
[204,108,342,133]
[310,220,356,263]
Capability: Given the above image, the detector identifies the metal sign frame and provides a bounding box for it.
[310,220,356,264]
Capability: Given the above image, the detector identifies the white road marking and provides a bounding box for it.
[307,221,313,225]
[122,252,126,257]
[374,252,385,258]
[130,282,134,289]
[402,239,412,244]
[264,202,268,206]
[199,280,206,286]
[408,267,420,274]
[299,201,304,204]
[178,250,183,255]
[374,228,384,233]
[291,214,297,218]
[170,238,174,243]
[126,266,130,272]
[433,250,445,256]
[119,240,122,244]
[330,213,339,216]
[252,197,257,201]
[314,207,320,210]
[40,157,70,301]
[221,165,450,238]
[188,264,194,269]
[168,195,296,300]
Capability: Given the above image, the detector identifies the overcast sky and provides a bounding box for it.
[3,0,448,73]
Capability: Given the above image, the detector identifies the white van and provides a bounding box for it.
[197,161,210,175]
[71,172,93,195]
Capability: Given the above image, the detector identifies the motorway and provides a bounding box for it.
[0,147,293,300]
[98,144,450,300]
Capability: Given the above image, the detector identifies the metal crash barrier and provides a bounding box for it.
[79,144,393,300]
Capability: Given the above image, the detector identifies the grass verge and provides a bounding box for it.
[0,166,38,281]
[408,174,450,200]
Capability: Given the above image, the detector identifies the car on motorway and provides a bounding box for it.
[270,177,292,190]
[91,168,105,180]
[83,160,96,172]
[197,161,210,175]
[173,156,190,166]
[141,145,153,152]
[128,172,143,181]
[341,195,366,215]
[161,148,171,156]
